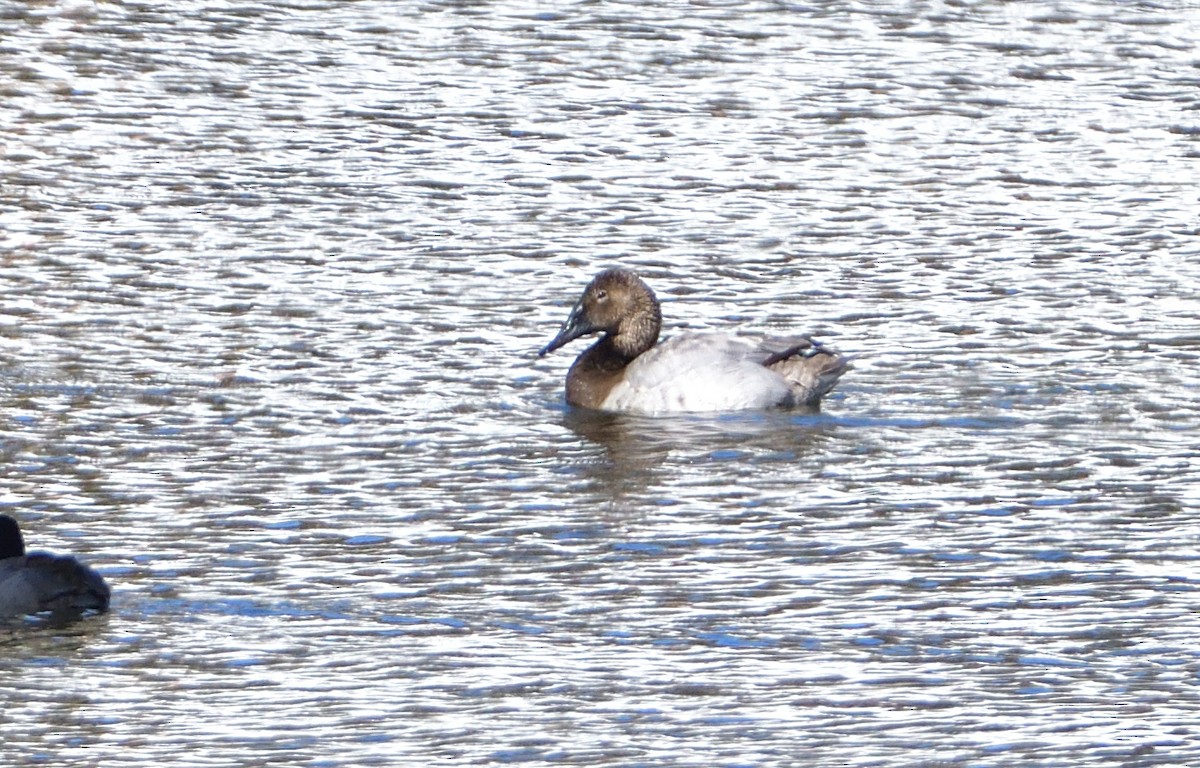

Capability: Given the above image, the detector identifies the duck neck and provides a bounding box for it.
[609,291,661,360]
[572,312,659,379]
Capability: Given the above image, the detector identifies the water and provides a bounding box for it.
[2,0,1199,765]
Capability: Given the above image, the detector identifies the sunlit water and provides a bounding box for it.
[2,0,1199,765]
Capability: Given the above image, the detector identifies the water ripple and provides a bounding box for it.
[3,0,1200,765]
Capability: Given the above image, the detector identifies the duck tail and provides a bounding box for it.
[763,339,851,410]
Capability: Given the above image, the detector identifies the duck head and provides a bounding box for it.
[539,268,662,359]
[0,514,25,559]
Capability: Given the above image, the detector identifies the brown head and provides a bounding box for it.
[539,268,663,360]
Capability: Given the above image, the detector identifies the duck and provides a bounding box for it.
[0,514,111,619]
[539,267,849,415]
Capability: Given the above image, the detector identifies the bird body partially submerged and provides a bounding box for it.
[0,515,110,619]
[540,268,849,415]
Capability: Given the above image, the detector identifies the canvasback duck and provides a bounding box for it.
[539,268,849,415]
[0,514,110,619]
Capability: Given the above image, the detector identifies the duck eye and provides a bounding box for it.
[594,289,608,302]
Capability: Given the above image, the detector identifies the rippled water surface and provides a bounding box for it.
[2,0,1199,765]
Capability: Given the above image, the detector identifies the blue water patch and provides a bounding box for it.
[432,617,467,629]
[1015,569,1073,584]
[1030,496,1078,507]
[651,636,687,647]
[495,621,547,635]
[378,615,427,626]
[356,733,392,744]
[223,599,309,618]
[421,534,462,544]
[692,536,728,547]
[696,631,776,649]
[699,716,756,726]
[873,644,919,658]
[1034,549,1072,562]
[603,629,634,640]
[552,528,599,540]
[974,506,1015,516]
[613,541,665,554]
[312,485,349,495]
[344,534,388,545]
[36,454,78,466]
[981,742,1043,755]
[379,615,467,631]
[141,597,316,619]
[490,747,549,763]
[1017,655,1089,669]
[933,552,983,562]
[376,480,412,491]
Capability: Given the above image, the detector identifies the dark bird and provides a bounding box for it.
[0,514,110,619]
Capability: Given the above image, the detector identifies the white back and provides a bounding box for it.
[600,332,793,415]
